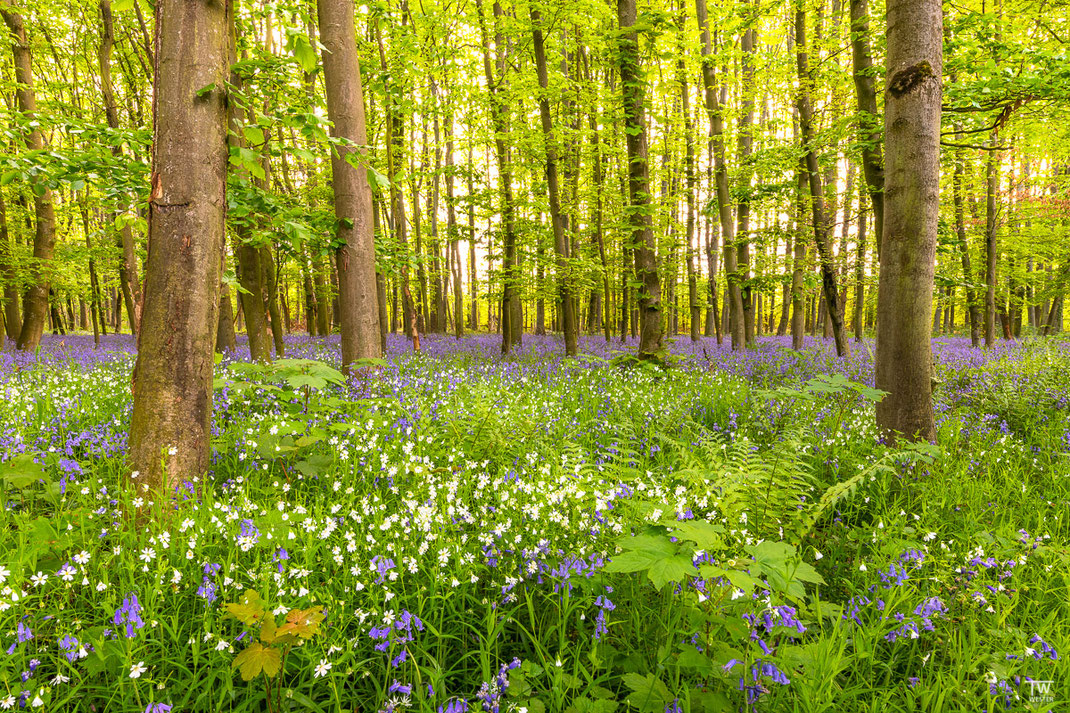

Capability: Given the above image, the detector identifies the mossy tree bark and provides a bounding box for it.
[874,0,942,442]
[127,0,229,491]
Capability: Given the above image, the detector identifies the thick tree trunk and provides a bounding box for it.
[128,0,229,491]
[618,0,663,360]
[317,0,382,369]
[3,7,57,351]
[874,0,941,442]
[532,8,577,356]
[795,4,850,357]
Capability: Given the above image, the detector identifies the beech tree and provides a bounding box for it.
[317,0,382,368]
[126,0,230,489]
[874,0,943,441]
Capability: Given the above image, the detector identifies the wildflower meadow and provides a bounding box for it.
[1,334,1067,712]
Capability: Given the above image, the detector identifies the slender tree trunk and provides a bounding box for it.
[874,0,941,442]
[317,0,382,369]
[532,8,578,356]
[261,245,285,355]
[849,0,885,260]
[100,0,141,335]
[476,0,520,353]
[952,140,982,347]
[3,6,57,351]
[128,0,229,490]
[216,254,237,353]
[676,17,700,343]
[0,190,19,340]
[736,14,757,347]
[618,0,663,359]
[696,0,742,350]
[795,3,850,357]
[791,165,808,350]
[984,137,999,346]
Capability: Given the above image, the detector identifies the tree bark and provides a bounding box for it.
[0,189,19,341]
[795,3,850,357]
[874,0,942,442]
[952,139,982,347]
[696,0,743,350]
[531,8,578,356]
[618,0,663,360]
[3,6,57,352]
[849,0,885,260]
[317,0,382,369]
[984,136,999,347]
[99,0,141,335]
[128,0,229,490]
[476,0,520,353]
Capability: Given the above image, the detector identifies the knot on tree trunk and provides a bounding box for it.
[888,61,936,98]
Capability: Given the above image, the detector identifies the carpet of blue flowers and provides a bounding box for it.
[1,333,1068,712]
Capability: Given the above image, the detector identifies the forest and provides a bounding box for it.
[0,0,1069,708]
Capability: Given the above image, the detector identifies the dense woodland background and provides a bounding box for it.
[1,0,1067,357]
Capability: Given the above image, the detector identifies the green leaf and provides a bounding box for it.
[621,673,672,713]
[1,169,20,185]
[290,34,318,73]
[647,555,698,590]
[112,0,135,10]
[243,126,265,146]
[232,642,282,681]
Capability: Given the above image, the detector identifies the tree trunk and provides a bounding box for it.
[952,139,982,347]
[849,0,885,260]
[128,0,229,491]
[261,245,285,356]
[532,8,578,356]
[874,0,941,442]
[317,0,383,369]
[984,137,999,347]
[795,4,850,357]
[99,0,141,335]
[476,0,520,353]
[736,15,757,347]
[3,6,57,352]
[676,16,700,343]
[0,190,19,341]
[696,0,742,350]
[618,0,663,360]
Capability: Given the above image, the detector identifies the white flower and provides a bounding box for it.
[30,693,43,708]
[314,659,332,678]
[0,695,14,710]
[30,571,48,587]
[129,661,147,679]
[923,532,937,542]
[814,551,823,560]
[859,563,867,572]
[0,565,10,584]
[168,447,178,456]
[73,551,90,565]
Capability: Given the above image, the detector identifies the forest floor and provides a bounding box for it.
[0,333,1068,712]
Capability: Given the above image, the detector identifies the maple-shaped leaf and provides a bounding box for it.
[232,642,282,681]
[224,590,268,627]
[277,607,325,640]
